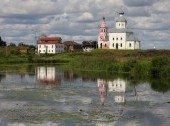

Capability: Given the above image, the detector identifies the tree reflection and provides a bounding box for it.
[151,78,170,93]
[0,74,5,82]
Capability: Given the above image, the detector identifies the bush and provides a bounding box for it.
[123,59,138,73]
[150,56,170,77]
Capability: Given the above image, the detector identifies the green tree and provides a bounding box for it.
[0,36,6,46]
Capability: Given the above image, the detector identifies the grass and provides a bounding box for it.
[1,47,170,79]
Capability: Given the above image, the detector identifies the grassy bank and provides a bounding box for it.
[1,47,170,78]
[70,49,170,79]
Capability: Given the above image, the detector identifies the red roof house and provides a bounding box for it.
[38,36,62,44]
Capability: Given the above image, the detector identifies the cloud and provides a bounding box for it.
[77,12,94,22]
[0,0,169,49]
[123,0,157,7]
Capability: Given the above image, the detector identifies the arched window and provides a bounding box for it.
[105,44,107,47]
[100,43,102,48]
[129,43,131,47]
[121,37,122,40]
[113,38,114,41]
[113,43,114,47]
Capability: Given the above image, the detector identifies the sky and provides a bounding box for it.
[0,0,170,49]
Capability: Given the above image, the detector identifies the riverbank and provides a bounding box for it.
[70,49,170,79]
[0,48,170,79]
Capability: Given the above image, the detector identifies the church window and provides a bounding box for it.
[129,43,131,47]
[120,43,122,47]
[105,44,107,47]
[116,38,118,40]
[100,43,102,48]
[113,38,114,40]
[121,37,122,40]
[113,43,114,47]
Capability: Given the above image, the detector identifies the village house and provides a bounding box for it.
[98,11,140,50]
[37,36,64,54]
[64,41,82,52]
[19,47,29,54]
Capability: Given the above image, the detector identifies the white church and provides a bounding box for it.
[98,12,140,50]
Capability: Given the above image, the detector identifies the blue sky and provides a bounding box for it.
[0,0,170,49]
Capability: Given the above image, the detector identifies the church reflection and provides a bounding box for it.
[36,66,61,86]
[98,78,127,104]
[97,79,107,105]
[108,79,126,103]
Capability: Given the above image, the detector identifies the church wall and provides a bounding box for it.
[109,33,126,49]
[126,41,135,50]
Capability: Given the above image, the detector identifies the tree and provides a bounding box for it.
[0,36,6,46]
[8,43,16,47]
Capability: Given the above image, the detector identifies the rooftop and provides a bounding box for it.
[38,36,62,44]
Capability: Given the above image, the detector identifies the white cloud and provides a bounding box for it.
[0,0,169,48]
[77,12,94,22]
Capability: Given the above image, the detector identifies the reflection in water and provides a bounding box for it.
[108,79,126,103]
[97,79,107,105]
[108,79,126,92]
[36,66,61,85]
[0,65,169,125]
[98,79,127,104]
[0,74,6,82]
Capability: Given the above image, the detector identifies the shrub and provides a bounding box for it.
[150,56,170,77]
[123,59,138,73]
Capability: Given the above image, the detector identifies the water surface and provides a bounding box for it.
[0,65,169,126]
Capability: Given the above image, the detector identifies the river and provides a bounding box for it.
[0,65,169,126]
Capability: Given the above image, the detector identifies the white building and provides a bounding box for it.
[98,12,140,50]
[37,36,64,54]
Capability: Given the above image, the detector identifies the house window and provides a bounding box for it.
[129,43,131,47]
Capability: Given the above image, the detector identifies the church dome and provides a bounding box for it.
[100,17,107,28]
[116,17,127,22]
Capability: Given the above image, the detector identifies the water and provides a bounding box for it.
[0,65,169,126]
